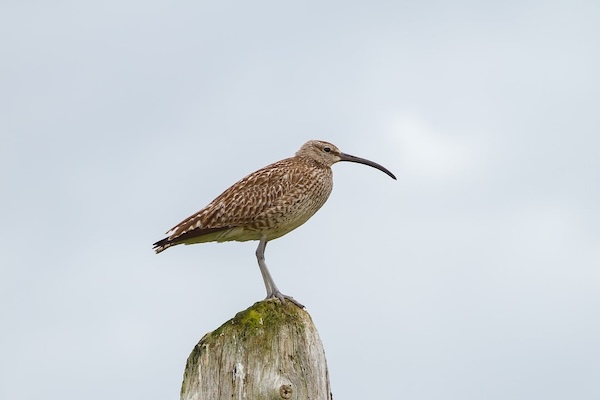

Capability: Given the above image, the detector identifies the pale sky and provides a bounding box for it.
[1,1,599,399]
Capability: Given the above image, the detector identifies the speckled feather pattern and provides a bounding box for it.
[153,156,333,252]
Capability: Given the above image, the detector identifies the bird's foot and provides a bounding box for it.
[267,291,305,309]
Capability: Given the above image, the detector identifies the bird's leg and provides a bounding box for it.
[256,236,275,296]
[255,236,304,308]
[256,236,283,300]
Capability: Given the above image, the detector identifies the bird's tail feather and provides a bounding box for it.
[152,237,175,254]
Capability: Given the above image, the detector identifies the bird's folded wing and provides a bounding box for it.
[163,158,302,242]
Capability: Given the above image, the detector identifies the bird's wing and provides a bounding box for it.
[162,157,304,242]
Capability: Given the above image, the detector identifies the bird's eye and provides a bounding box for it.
[323,147,331,153]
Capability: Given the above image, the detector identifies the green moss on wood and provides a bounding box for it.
[209,299,305,340]
[182,299,310,390]
[181,299,330,400]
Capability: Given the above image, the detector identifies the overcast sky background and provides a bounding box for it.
[1,1,599,399]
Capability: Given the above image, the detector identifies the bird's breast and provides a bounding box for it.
[246,165,333,240]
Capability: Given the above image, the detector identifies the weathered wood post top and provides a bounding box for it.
[181,300,332,400]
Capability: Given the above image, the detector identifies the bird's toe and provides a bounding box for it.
[267,291,305,309]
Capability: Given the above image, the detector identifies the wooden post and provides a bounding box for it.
[180,300,333,400]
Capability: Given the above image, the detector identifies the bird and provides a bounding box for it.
[153,140,396,307]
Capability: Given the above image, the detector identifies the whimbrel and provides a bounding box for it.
[153,140,396,307]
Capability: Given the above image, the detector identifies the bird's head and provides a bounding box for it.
[296,140,396,180]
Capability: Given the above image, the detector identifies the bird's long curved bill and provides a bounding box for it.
[339,153,397,180]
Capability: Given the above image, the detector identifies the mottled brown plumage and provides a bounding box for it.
[153,140,396,306]
[153,156,333,253]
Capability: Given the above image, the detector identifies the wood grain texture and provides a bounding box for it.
[180,300,332,400]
